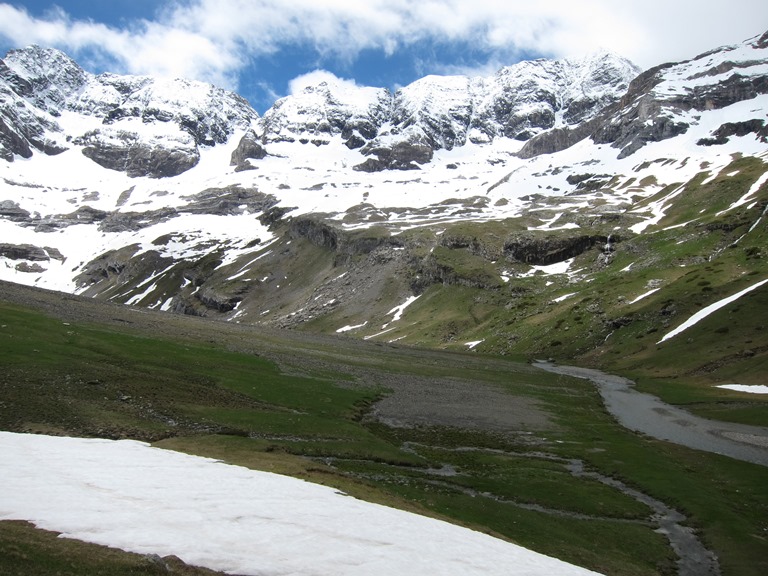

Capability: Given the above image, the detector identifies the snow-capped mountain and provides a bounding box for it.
[1,31,767,360]
[1,45,258,176]
[259,50,639,169]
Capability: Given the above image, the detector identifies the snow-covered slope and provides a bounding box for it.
[0,431,601,576]
[1,45,259,176]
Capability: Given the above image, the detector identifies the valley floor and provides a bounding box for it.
[2,280,767,576]
[536,362,768,466]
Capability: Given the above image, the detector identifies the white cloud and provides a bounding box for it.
[0,0,765,92]
[288,69,360,94]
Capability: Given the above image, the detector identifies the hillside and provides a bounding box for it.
[0,31,767,409]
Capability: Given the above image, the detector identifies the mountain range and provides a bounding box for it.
[1,30,767,371]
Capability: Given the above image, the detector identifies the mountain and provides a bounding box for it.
[258,50,639,170]
[1,45,258,175]
[1,32,767,376]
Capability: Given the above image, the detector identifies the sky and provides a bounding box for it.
[0,1,766,113]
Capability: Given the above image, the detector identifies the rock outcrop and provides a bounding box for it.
[519,34,768,158]
[0,45,259,174]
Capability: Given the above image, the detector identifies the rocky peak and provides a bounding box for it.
[3,45,89,112]
[0,51,67,160]
[389,75,476,150]
[257,51,639,167]
[260,80,391,148]
[0,44,261,175]
[518,30,768,159]
[473,51,639,142]
[95,76,259,146]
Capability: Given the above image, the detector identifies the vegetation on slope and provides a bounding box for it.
[2,283,767,575]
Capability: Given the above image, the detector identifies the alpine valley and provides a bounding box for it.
[3,26,768,576]
[1,30,768,379]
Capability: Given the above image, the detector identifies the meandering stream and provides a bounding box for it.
[531,361,768,575]
[534,362,768,467]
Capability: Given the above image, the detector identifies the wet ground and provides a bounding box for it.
[535,361,768,467]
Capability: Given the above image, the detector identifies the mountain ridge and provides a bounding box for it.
[1,33,767,370]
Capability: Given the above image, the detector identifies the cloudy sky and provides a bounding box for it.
[0,1,765,112]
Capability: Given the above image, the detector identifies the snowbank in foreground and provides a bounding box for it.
[0,432,601,576]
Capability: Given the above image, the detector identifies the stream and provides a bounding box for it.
[341,443,721,576]
[534,362,768,467]
[531,361,768,575]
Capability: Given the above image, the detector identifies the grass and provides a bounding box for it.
[0,520,222,576]
[2,286,768,576]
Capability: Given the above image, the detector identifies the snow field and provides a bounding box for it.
[0,432,601,576]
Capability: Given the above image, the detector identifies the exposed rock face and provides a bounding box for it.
[288,217,340,250]
[287,216,396,265]
[0,45,259,174]
[697,119,768,145]
[354,139,434,172]
[0,243,50,261]
[519,35,768,159]
[29,206,110,232]
[74,245,178,296]
[230,129,268,170]
[79,131,201,178]
[182,186,278,216]
[0,200,31,221]
[503,234,611,265]
[14,261,46,273]
[195,286,244,313]
[98,208,178,233]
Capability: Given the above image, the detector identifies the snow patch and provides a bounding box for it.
[552,292,577,303]
[520,258,575,278]
[658,278,768,343]
[716,384,768,394]
[336,321,368,333]
[0,432,600,576]
[382,295,421,328]
[629,288,660,305]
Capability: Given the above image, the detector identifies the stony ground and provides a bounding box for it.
[0,279,552,435]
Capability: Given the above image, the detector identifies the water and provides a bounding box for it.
[535,362,768,467]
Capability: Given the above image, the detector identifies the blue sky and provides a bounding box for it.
[1,1,765,113]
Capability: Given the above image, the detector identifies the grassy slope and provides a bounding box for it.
[2,289,768,575]
[345,156,768,429]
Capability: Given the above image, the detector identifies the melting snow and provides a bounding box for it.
[717,166,768,215]
[629,288,660,304]
[658,278,768,343]
[382,295,421,328]
[0,432,600,576]
[521,258,575,277]
[716,384,768,394]
[552,292,577,303]
[336,321,368,333]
